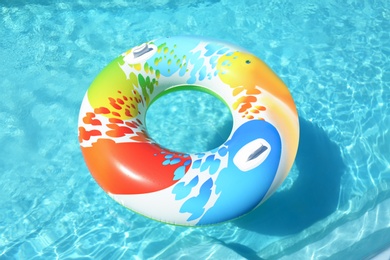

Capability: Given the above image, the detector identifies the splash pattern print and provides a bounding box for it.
[78,36,299,226]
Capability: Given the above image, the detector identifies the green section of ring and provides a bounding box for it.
[147,84,231,111]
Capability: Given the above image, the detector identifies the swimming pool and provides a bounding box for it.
[1,0,389,259]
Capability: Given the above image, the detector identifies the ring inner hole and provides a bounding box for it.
[145,87,233,154]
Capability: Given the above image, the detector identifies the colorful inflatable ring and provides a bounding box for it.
[78,36,299,226]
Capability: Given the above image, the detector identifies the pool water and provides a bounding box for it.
[1,0,389,259]
[146,90,233,154]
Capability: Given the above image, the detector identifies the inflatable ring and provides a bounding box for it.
[78,36,299,226]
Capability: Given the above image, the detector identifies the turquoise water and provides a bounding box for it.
[146,90,233,153]
[1,0,389,259]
